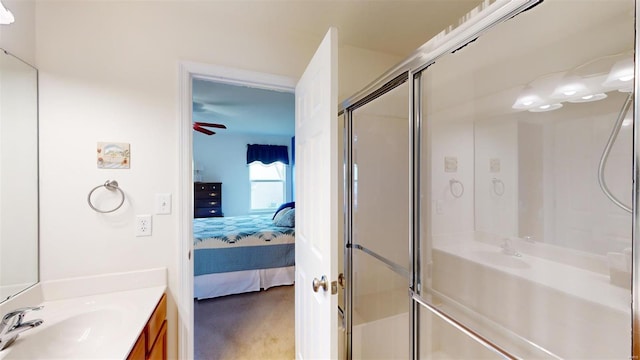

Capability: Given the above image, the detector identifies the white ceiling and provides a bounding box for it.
[193,80,295,136]
[192,0,483,136]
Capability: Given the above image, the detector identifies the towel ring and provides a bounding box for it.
[449,179,464,198]
[88,180,125,213]
[492,178,505,196]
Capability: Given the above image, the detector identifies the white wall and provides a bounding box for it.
[193,132,293,216]
[34,2,402,358]
[475,119,518,238]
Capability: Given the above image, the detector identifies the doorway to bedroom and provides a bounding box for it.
[191,77,296,359]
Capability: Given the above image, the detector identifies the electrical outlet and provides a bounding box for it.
[136,215,152,237]
[155,193,172,215]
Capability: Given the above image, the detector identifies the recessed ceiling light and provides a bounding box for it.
[528,103,563,113]
[551,75,589,100]
[620,75,634,82]
[603,57,634,89]
[568,93,607,103]
[512,93,543,110]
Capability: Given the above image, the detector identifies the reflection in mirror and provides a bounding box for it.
[0,49,39,303]
[419,0,633,358]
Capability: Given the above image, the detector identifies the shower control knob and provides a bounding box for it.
[312,275,328,292]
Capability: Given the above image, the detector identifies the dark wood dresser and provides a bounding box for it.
[194,182,223,218]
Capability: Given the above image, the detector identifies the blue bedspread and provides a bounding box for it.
[194,244,295,276]
[193,214,295,276]
[193,214,295,244]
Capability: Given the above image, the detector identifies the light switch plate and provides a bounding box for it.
[444,156,458,173]
[155,193,172,215]
[490,158,501,173]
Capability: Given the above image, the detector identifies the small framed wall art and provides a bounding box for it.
[97,142,130,169]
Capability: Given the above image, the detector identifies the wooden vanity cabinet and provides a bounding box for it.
[128,293,167,360]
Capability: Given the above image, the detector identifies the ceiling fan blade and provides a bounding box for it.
[195,122,227,129]
[193,124,215,135]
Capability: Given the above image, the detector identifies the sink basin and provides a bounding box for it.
[473,250,531,269]
[2,308,124,359]
[0,279,165,360]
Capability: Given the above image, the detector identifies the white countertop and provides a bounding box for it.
[433,235,630,314]
[0,284,165,359]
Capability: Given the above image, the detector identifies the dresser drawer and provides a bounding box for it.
[194,182,220,192]
[195,199,221,208]
[194,190,221,200]
[195,207,223,217]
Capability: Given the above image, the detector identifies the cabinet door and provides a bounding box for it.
[147,294,167,354]
[148,321,167,360]
[127,332,147,360]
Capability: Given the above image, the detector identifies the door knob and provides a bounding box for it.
[312,275,328,292]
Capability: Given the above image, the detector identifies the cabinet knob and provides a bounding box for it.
[209,192,217,197]
[209,201,217,205]
[209,210,217,214]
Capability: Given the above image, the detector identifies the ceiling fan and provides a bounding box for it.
[193,122,227,135]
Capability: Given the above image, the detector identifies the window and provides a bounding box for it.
[249,161,286,210]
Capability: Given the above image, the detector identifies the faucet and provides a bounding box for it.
[500,238,521,257]
[0,306,44,351]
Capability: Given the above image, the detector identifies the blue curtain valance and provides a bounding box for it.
[247,144,289,165]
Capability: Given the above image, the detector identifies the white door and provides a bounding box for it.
[295,27,339,360]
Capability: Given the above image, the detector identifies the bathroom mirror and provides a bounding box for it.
[470,0,634,258]
[0,49,39,303]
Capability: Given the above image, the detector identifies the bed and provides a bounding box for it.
[193,213,295,299]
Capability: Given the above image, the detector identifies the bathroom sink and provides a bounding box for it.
[0,279,165,360]
[2,308,124,359]
[473,250,530,269]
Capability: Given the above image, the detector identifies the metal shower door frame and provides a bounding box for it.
[340,0,640,358]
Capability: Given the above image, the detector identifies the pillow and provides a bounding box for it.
[273,206,291,224]
[274,208,295,228]
[272,201,295,220]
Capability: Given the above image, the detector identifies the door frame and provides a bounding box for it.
[177,61,296,359]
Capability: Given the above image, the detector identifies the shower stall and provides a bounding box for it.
[340,0,637,358]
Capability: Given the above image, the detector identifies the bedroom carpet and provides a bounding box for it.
[194,285,295,360]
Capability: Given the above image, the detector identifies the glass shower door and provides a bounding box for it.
[348,80,411,359]
[416,0,634,358]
